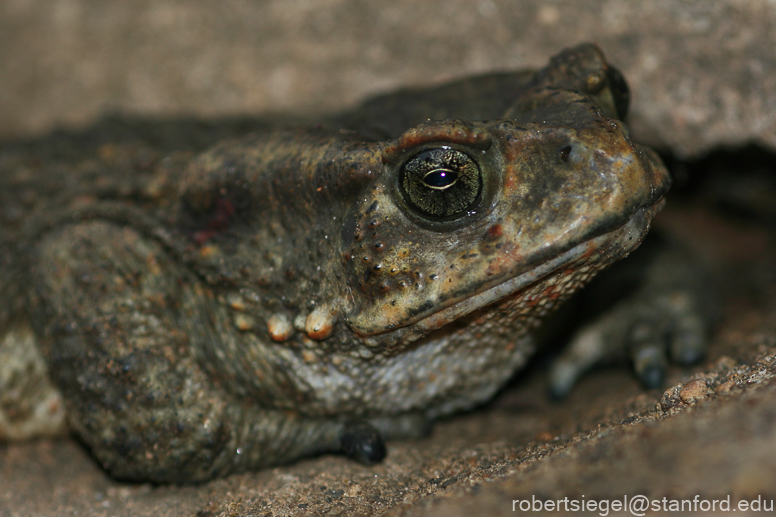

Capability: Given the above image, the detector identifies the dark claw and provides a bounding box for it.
[548,383,571,402]
[638,363,665,390]
[339,420,386,465]
[548,367,575,401]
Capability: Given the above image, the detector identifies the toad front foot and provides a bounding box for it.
[548,235,717,399]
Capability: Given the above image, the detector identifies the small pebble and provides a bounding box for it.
[679,379,714,404]
[346,484,363,497]
[715,379,737,395]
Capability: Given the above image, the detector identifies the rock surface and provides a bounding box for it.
[2,0,775,157]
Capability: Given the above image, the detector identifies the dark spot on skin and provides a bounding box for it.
[374,242,384,250]
[373,264,382,271]
[365,201,379,214]
[461,253,478,259]
[407,300,435,318]
[193,197,236,245]
[430,274,439,280]
[368,219,380,228]
[559,145,572,162]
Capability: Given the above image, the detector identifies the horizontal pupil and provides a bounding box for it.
[422,169,458,189]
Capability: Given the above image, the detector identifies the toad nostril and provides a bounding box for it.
[559,145,572,163]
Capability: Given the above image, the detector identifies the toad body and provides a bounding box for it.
[0,44,699,482]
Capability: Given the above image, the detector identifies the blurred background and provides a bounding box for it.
[2,0,775,158]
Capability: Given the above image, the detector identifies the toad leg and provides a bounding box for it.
[30,221,401,482]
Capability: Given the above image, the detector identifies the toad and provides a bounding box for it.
[0,44,709,482]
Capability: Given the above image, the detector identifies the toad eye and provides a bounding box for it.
[423,169,457,189]
[399,148,482,219]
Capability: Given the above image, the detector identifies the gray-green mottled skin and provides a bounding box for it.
[0,44,695,482]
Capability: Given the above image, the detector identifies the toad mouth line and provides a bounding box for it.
[395,204,659,337]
